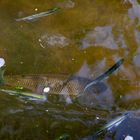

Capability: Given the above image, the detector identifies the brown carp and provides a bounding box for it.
[0,74,110,106]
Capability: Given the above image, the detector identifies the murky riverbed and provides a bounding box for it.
[0,0,140,139]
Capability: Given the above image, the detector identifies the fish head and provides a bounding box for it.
[60,76,109,104]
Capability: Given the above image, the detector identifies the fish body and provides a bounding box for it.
[16,7,61,22]
[0,74,112,106]
[0,88,45,100]
[4,74,68,95]
[3,74,106,97]
[0,59,123,105]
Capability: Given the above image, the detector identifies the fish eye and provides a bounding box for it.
[43,87,50,93]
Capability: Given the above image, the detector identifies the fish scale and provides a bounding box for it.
[5,74,76,95]
[4,74,103,97]
[0,59,124,102]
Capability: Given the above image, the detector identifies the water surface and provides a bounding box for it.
[0,0,140,139]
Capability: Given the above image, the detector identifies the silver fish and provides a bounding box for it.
[80,113,129,139]
[16,7,61,22]
[94,113,128,138]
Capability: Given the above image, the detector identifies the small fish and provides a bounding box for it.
[16,7,61,22]
[84,58,124,92]
[0,88,45,100]
[92,113,129,138]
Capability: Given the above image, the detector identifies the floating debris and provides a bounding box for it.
[84,58,124,92]
[16,7,61,22]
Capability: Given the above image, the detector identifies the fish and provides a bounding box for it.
[0,88,45,100]
[16,7,61,22]
[1,74,107,95]
[0,73,108,104]
[84,58,124,92]
[80,113,129,139]
[0,59,123,104]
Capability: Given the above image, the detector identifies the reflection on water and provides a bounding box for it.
[127,0,140,26]
[81,26,119,49]
[1,0,140,139]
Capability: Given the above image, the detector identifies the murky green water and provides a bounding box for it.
[1,0,140,139]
